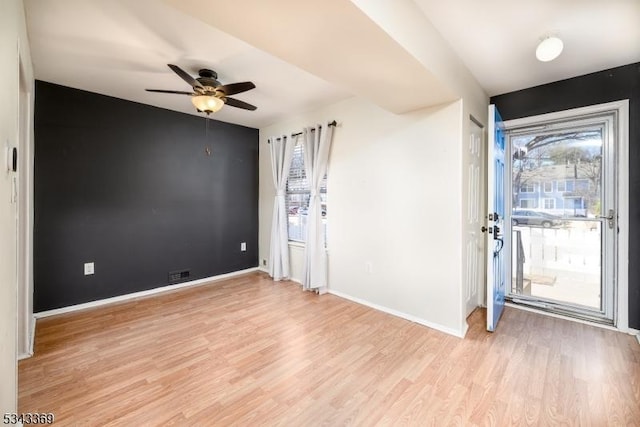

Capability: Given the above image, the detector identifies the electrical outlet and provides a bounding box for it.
[262,259,267,266]
[241,242,247,251]
[365,261,373,274]
[84,262,94,275]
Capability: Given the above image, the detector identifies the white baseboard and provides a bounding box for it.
[17,317,36,360]
[258,267,304,286]
[18,352,32,361]
[34,267,259,319]
[328,289,466,338]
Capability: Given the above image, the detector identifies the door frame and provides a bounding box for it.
[502,100,629,332]
[17,51,35,359]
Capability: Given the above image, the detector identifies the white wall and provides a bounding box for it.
[259,95,483,336]
[256,1,490,334]
[234,0,490,339]
[0,0,33,413]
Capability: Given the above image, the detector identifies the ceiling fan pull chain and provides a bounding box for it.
[204,117,212,156]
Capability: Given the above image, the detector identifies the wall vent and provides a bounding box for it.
[168,269,190,283]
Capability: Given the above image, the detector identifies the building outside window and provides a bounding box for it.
[512,132,602,218]
[520,199,537,208]
[520,182,535,193]
[565,179,575,192]
[544,198,555,209]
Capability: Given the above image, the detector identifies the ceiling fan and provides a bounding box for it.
[146,64,257,114]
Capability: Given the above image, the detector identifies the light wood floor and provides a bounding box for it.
[19,273,640,426]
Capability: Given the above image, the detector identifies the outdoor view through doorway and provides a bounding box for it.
[507,109,618,323]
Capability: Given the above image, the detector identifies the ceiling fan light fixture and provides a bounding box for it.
[147,65,256,112]
[191,95,224,114]
[536,36,563,62]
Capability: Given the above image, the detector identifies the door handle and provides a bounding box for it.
[598,209,615,229]
[598,209,615,220]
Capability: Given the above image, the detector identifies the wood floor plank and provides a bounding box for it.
[19,272,640,426]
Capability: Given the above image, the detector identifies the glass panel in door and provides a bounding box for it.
[509,119,614,321]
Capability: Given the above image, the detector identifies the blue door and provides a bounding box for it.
[487,105,506,332]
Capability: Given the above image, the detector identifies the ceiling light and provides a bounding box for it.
[536,36,563,62]
[191,95,224,114]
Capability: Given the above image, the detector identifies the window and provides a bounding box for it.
[519,199,537,208]
[544,198,555,209]
[576,179,590,191]
[565,179,575,192]
[557,180,566,192]
[543,181,553,193]
[286,142,327,242]
[520,182,535,193]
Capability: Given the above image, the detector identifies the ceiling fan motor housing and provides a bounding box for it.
[197,69,220,91]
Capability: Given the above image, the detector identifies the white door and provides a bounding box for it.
[464,118,485,317]
[486,105,506,331]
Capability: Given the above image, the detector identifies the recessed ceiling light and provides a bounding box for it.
[536,36,563,62]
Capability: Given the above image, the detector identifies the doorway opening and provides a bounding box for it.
[504,101,628,326]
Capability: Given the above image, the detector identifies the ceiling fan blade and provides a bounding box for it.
[146,89,194,95]
[225,97,257,111]
[217,82,256,96]
[168,64,204,90]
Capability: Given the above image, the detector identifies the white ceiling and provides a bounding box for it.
[23,0,353,128]
[414,0,640,96]
[24,0,640,129]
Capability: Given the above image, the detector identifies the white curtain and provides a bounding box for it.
[268,134,296,280]
[302,123,334,293]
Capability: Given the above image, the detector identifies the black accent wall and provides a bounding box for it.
[34,81,259,312]
[490,62,640,329]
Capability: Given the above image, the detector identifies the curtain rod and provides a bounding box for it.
[269,120,337,142]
